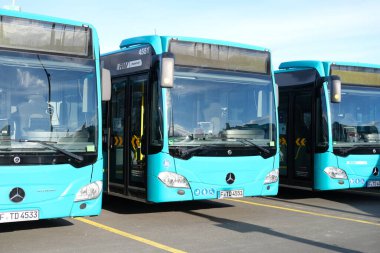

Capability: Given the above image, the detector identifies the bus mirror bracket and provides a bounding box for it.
[102,68,111,101]
[160,52,175,88]
[275,83,279,108]
[329,75,341,103]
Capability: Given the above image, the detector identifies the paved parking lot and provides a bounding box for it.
[1,188,379,253]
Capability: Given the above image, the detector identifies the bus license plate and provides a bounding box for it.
[0,210,39,224]
[367,180,380,188]
[219,190,244,199]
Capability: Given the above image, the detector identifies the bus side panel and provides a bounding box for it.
[147,153,278,203]
[0,163,102,220]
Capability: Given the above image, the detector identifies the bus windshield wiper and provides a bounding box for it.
[15,139,84,162]
[234,138,271,155]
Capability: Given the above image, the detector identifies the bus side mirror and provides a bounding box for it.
[102,68,111,101]
[160,52,174,88]
[330,75,341,103]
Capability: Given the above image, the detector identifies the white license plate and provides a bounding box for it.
[219,190,244,199]
[0,210,39,224]
[367,180,380,188]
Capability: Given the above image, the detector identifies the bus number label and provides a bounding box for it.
[138,47,150,55]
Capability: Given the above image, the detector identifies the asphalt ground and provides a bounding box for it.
[1,188,379,253]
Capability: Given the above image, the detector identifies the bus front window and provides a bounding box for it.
[331,85,380,148]
[167,67,276,157]
[0,50,97,162]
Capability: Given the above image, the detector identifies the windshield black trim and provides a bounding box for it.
[334,145,380,157]
[169,145,276,160]
[0,152,97,168]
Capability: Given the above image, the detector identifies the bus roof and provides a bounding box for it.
[119,35,270,55]
[278,60,380,77]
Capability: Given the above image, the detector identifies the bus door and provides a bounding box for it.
[108,74,148,199]
[280,89,314,188]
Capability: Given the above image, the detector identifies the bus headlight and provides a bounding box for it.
[264,169,279,184]
[324,167,347,179]
[75,181,103,202]
[158,172,190,188]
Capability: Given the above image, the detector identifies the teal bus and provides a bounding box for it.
[0,9,110,223]
[275,61,380,190]
[101,35,279,202]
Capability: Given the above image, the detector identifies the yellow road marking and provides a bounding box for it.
[75,217,187,253]
[226,198,380,227]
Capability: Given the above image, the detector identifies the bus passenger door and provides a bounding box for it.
[108,74,148,199]
[128,74,148,194]
[280,90,313,188]
[108,79,127,194]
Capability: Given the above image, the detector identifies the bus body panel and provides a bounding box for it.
[314,152,347,190]
[337,155,380,188]
[0,160,103,219]
[314,152,380,190]
[147,153,278,202]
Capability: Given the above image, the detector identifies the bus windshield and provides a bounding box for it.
[331,85,380,147]
[0,50,97,155]
[167,66,276,153]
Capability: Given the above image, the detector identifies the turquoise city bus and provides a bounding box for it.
[0,9,110,223]
[275,61,380,190]
[101,35,280,202]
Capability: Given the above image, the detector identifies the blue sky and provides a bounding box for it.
[1,0,379,68]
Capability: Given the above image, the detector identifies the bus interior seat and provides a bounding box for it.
[18,94,50,132]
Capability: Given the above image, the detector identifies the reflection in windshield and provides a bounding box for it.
[331,85,380,147]
[0,50,97,153]
[167,67,276,149]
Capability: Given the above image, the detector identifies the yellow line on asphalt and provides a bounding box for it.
[226,198,380,227]
[75,217,187,253]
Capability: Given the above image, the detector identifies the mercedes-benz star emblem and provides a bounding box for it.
[13,156,21,164]
[9,187,26,203]
[373,167,379,176]
[373,149,377,154]
[226,173,235,184]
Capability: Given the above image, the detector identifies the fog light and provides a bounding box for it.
[177,190,185,195]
